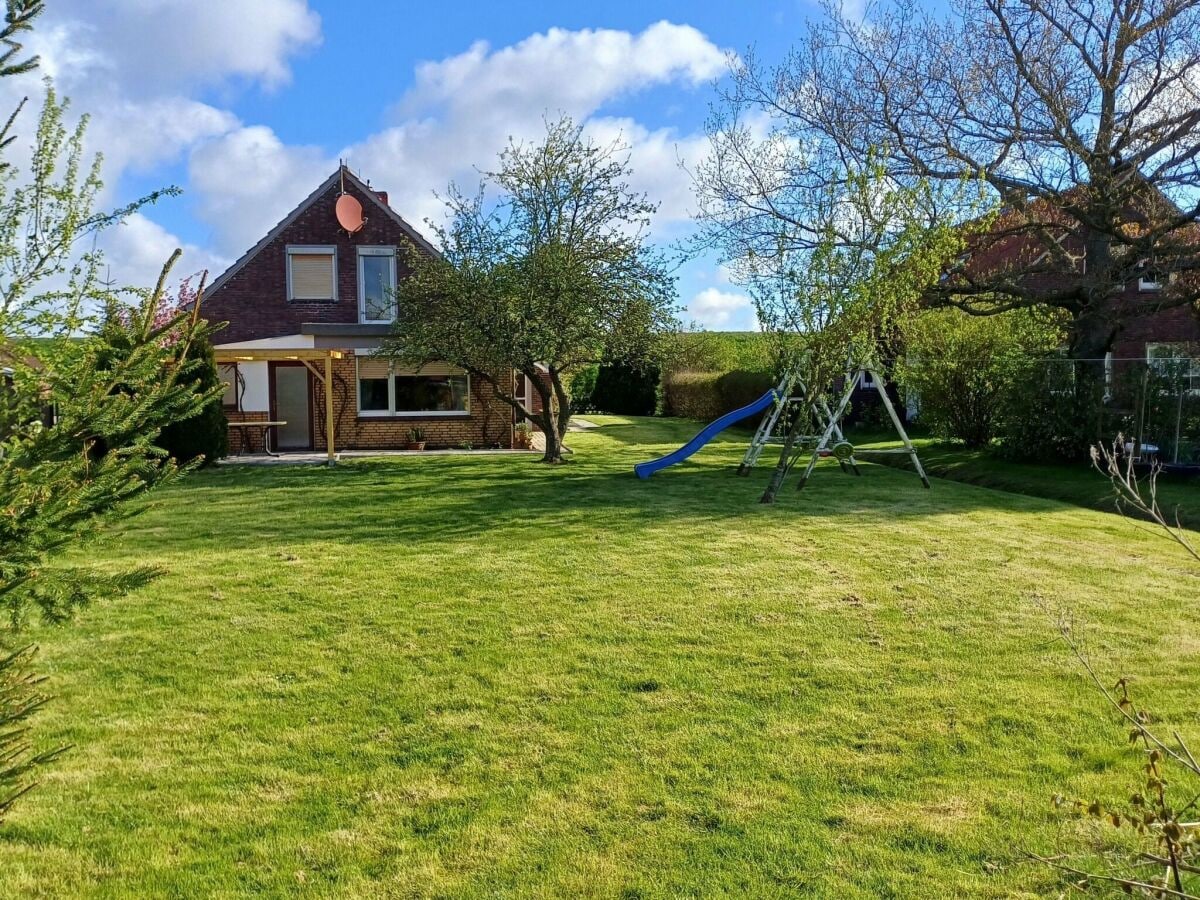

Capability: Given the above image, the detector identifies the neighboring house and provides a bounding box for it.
[954,189,1200,389]
[203,165,534,454]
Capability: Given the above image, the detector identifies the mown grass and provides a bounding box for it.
[1,415,1197,898]
[855,433,1200,528]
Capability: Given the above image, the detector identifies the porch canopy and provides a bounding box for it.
[213,347,344,461]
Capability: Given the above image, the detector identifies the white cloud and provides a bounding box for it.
[99,212,228,293]
[189,126,334,257]
[397,22,724,120]
[688,287,758,330]
[35,0,321,93]
[333,22,729,236]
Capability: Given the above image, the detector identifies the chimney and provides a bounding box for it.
[375,191,389,207]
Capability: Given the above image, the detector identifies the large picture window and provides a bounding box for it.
[356,358,470,416]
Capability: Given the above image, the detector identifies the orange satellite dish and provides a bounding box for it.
[335,193,364,233]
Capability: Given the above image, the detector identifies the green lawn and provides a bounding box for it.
[854,433,1200,528]
[3,416,1198,897]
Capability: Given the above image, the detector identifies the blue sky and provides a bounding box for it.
[10,1,834,331]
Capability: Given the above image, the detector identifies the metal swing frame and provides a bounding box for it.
[743,364,930,498]
[737,369,861,477]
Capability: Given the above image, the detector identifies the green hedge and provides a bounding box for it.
[658,331,774,377]
[662,369,776,423]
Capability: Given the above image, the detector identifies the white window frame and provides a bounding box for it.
[1136,257,1165,292]
[355,358,471,418]
[286,245,337,302]
[357,246,397,324]
[1147,343,1200,395]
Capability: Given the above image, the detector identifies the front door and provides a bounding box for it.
[272,364,312,450]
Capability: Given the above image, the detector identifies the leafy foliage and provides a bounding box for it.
[0,81,215,817]
[897,309,1065,448]
[385,117,678,462]
[657,331,774,377]
[567,365,598,413]
[591,359,659,416]
[155,281,228,466]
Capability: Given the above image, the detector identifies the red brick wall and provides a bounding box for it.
[203,176,428,343]
[225,410,269,453]
[1113,301,1200,361]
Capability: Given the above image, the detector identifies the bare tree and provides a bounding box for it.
[696,0,1200,368]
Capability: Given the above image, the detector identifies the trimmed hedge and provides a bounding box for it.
[662,369,776,423]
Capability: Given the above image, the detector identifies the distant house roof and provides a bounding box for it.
[202,165,441,299]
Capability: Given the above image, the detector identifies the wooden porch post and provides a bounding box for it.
[324,353,336,462]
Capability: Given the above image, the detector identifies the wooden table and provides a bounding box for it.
[227,420,287,457]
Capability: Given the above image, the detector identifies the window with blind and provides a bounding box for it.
[356,358,470,416]
[287,246,337,301]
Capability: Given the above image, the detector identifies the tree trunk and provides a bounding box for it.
[527,373,564,464]
[548,366,572,447]
[760,410,805,503]
[539,407,564,463]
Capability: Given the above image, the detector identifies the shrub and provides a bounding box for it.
[157,335,228,465]
[568,365,599,413]
[898,309,1064,449]
[662,369,776,424]
[993,357,1106,461]
[592,360,659,415]
[662,371,724,419]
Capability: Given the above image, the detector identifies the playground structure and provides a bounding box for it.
[634,362,930,499]
[745,365,929,501]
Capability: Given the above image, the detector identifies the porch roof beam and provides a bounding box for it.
[213,349,345,363]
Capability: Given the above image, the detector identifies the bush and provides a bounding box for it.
[662,371,724,419]
[157,336,228,464]
[658,331,774,377]
[662,369,776,424]
[993,357,1106,461]
[592,360,659,415]
[568,365,599,413]
[898,309,1064,449]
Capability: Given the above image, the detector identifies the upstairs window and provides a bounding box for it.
[287,246,337,301]
[358,246,397,323]
[1148,343,1200,394]
[1137,258,1164,292]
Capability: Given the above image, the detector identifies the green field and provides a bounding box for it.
[3,416,1197,897]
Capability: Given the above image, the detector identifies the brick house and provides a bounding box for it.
[203,166,544,454]
[954,192,1200,388]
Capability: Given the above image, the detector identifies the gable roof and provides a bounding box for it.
[203,165,441,298]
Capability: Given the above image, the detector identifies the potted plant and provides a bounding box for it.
[405,427,426,451]
[513,421,533,450]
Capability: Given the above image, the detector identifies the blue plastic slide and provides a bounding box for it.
[634,389,777,479]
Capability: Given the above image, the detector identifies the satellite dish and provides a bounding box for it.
[335,193,364,233]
